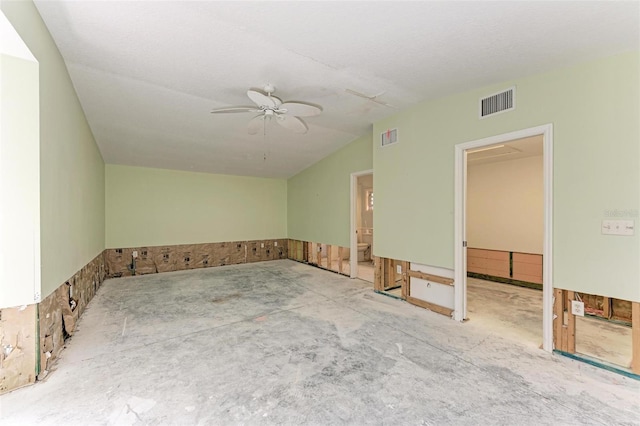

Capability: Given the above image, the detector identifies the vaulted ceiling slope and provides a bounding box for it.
[34,1,639,178]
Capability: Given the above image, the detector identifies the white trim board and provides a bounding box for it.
[454,124,553,352]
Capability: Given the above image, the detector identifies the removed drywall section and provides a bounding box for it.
[1,1,106,299]
[0,304,37,394]
[38,253,106,379]
[105,239,288,278]
[106,165,287,248]
[287,133,373,247]
[374,52,639,302]
[287,240,350,277]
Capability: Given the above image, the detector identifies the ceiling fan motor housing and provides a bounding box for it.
[211,86,322,134]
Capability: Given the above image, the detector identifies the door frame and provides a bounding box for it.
[350,169,374,279]
[454,123,554,352]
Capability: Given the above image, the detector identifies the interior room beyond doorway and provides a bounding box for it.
[465,135,544,347]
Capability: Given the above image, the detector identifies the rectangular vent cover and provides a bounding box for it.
[381,128,398,147]
[480,87,515,118]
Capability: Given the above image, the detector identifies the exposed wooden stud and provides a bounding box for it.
[406,296,453,317]
[401,261,409,300]
[327,245,333,270]
[338,247,343,274]
[385,258,394,290]
[374,256,383,292]
[553,288,563,350]
[632,302,640,374]
[407,270,454,286]
[560,290,569,352]
[566,291,576,353]
[603,296,611,319]
[316,243,322,266]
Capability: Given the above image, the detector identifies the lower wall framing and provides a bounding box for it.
[553,289,639,375]
[105,239,288,278]
[287,239,351,277]
[38,252,107,380]
[0,305,37,393]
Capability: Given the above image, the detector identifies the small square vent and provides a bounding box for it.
[381,128,398,147]
[480,86,515,118]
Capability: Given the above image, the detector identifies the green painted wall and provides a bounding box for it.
[1,0,105,298]
[287,134,373,247]
[373,52,639,302]
[106,165,287,248]
[0,36,40,308]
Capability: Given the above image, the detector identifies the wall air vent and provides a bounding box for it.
[480,86,515,119]
[381,128,398,147]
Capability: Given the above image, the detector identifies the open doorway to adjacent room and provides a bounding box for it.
[350,171,374,283]
[464,135,545,349]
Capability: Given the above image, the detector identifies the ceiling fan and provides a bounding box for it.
[345,88,397,109]
[211,84,322,134]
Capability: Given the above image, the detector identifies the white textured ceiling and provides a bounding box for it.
[34,1,639,178]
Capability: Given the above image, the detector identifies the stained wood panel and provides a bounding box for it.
[512,252,542,284]
[467,248,510,278]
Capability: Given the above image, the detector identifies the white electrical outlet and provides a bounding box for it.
[571,300,584,317]
[132,250,138,258]
[261,243,264,248]
[274,241,278,247]
[396,265,402,274]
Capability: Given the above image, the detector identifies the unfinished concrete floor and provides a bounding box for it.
[1,261,638,425]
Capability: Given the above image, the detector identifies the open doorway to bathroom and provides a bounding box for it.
[350,172,374,283]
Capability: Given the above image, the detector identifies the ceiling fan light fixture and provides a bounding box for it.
[212,85,322,134]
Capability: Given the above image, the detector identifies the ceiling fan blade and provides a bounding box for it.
[276,115,308,134]
[280,102,322,117]
[247,89,277,108]
[247,115,265,135]
[210,107,259,114]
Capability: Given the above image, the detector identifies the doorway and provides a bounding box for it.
[465,135,544,348]
[350,170,374,282]
[454,124,554,351]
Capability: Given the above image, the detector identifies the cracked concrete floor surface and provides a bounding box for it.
[1,260,639,425]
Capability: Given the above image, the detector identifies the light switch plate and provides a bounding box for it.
[571,300,584,317]
[132,250,138,258]
[602,219,635,236]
